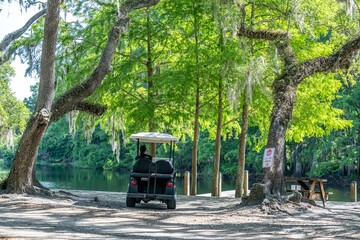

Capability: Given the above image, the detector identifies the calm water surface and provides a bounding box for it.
[0,164,358,201]
[0,165,234,195]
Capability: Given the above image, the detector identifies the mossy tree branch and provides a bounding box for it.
[0,9,46,66]
[51,0,160,122]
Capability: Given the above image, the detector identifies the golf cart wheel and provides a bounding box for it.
[167,199,176,209]
[126,197,136,207]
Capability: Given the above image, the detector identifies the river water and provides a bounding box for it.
[0,164,358,201]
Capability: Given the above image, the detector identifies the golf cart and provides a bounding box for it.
[126,132,178,209]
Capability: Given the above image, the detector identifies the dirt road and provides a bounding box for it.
[0,190,359,239]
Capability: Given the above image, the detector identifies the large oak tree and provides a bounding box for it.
[237,1,360,195]
[2,0,160,194]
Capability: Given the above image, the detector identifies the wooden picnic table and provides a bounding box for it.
[284,177,327,207]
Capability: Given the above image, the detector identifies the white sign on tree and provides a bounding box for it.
[262,148,275,168]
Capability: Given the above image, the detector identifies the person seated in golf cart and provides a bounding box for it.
[138,145,152,160]
[133,145,153,173]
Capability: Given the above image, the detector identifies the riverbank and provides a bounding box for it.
[0,190,359,239]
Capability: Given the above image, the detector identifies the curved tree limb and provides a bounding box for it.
[51,102,106,122]
[51,0,160,122]
[74,102,107,116]
[238,25,288,41]
[0,46,16,65]
[237,27,297,66]
[0,9,46,52]
[280,34,360,86]
[238,27,360,85]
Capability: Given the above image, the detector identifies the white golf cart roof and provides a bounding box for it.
[130,132,179,144]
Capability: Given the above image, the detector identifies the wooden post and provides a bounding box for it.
[351,181,357,202]
[243,170,249,197]
[184,171,190,196]
[217,172,222,197]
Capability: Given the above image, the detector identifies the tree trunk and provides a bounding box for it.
[191,86,200,196]
[263,82,297,196]
[235,6,253,198]
[6,0,61,193]
[211,77,223,197]
[191,4,200,196]
[295,161,302,177]
[235,103,249,198]
[294,142,303,177]
[308,137,315,172]
[283,140,287,175]
[347,164,355,176]
[145,7,156,156]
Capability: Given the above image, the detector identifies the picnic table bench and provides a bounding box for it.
[284,177,329,207]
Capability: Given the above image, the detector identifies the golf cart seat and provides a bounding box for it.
[132,158,152,173]
[131,159,174,176]
[155,160,173,174]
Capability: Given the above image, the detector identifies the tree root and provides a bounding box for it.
[30,186,80,200]
[242,183,325,215]
[261,198,293,216]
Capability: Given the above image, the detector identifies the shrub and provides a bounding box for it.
[307,161,340,178]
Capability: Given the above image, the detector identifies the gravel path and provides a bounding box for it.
[0,190,359,239]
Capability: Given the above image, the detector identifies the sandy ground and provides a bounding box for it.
[0,190,360,240]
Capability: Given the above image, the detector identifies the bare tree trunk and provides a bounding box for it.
[211,77,223,197]
[235,103,248,198]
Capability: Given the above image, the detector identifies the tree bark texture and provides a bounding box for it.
[235,103,248,198]
[37,0,61,111]
[5,0,161,194]
[263,80,297,195]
